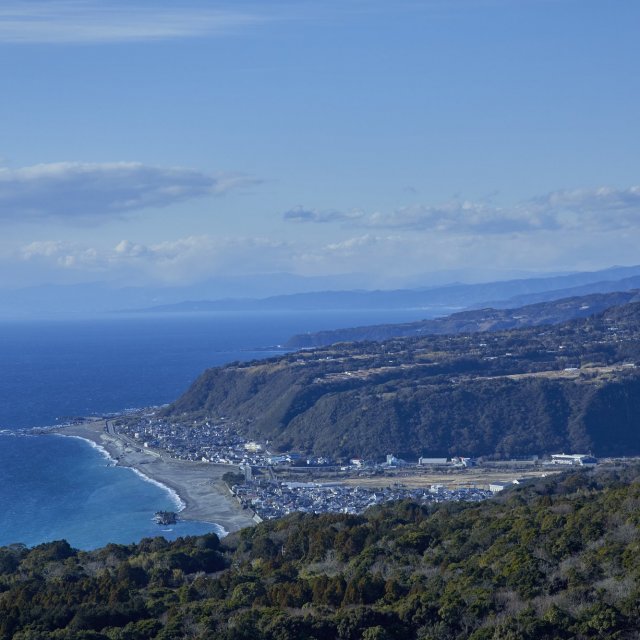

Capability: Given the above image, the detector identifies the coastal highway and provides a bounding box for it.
[105,419,162,460]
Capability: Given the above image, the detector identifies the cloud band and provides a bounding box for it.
[0,161,258,223]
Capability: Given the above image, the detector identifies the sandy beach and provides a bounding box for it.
[53,420,256,535]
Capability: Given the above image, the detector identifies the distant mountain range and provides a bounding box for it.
[133,264,640,316]
[0,273,374,317]
[2,264,640,318]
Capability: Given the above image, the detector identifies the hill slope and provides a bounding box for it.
[165,300,640,459]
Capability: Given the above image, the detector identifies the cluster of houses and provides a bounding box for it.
[118,415,338,468]
[231,480,493,521]
[119,416,270,466]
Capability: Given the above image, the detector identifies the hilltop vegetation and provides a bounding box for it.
[164,300,640,460]
[2,466,640,639]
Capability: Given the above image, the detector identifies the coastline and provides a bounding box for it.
[51,420,256,535]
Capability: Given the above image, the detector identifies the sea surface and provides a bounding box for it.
[0,309,431,549]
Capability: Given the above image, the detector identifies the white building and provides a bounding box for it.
[385,454,407,467]
[550,453,597,466]
[419,457,449,466]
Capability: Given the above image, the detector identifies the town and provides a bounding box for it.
[111,410,594,522]
[231,480,492,522]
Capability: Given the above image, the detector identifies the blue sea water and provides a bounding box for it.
[0,309,430,549]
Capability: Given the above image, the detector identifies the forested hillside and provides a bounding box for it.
[164,301,640,459]
[2,466,640,639]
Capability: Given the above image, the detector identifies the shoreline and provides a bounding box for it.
[51,420,256,535]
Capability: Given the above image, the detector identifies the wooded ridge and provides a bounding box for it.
[164,297,640,460]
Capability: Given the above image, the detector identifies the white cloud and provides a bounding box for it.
[0,1,454,45]
[325,234,402,254]
[17,220,640,288]
[283,206,364,224]
[20,233,412,284]
[293,234,408,275]
[283,185,640,234]
[0,1,266,44]
[21,240,101,268]
[21,240,68,259]
[525,186,640,230]
[371,201,537,233]
[20,234,291,283]
[113,240,150,259]
[0,162,258,224]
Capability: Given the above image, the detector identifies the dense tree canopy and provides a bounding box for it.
[2,466,640,639]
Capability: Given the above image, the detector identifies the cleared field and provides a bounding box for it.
[341,468,559,490]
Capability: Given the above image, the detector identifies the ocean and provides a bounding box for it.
[0,309,430,549]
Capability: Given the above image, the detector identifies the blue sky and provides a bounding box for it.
[1,0,639,291]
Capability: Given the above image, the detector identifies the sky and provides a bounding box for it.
[1,0,639,293]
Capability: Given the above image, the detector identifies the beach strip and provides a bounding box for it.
[52,420,256,535]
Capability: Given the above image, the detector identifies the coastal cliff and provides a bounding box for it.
[164,298,640,460]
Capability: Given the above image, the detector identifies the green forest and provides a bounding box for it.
[2,465,640,639]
